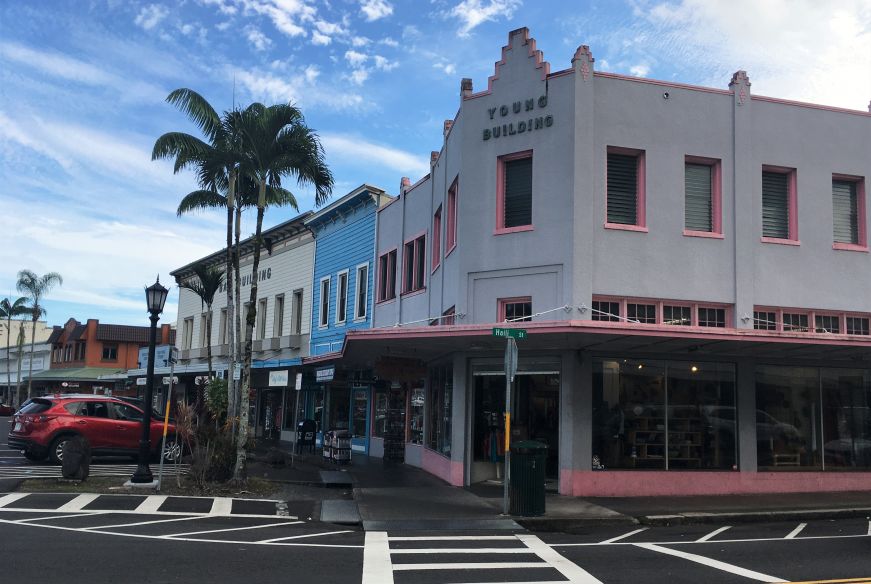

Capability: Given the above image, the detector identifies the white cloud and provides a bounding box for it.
[373,55,397,71]
[239,0,317,37]
[634,0,871,109]
[379,37,398,47]
[629,63,650,77]
[450,0,522,37]
[216,20,232,31]
[434,62,456,75]
[352,36,371,47]
[315,20,346,35]
[312,30,331,45]
[134,4,170,30]
[320,133,428,176]
[235,68,365,110]
[360,0,393,21]
[245,25,273,50]
[345,49,368,67]
[303,64,320,83]
[348,68,370,85]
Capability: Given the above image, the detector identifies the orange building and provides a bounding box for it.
[27,318,174,395]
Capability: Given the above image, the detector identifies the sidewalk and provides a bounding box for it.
[248,449,871,530]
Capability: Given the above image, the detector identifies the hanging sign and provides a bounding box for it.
[316,366,335,383]
[295,372,303,391]
[269,370,289,387]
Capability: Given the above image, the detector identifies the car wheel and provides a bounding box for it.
[49,435,76,465]
[161,436,182,463]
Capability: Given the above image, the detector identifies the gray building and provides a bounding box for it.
[340,28,871,496]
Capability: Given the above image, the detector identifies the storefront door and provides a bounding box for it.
[257,389,283,443]
[350,385,370,454]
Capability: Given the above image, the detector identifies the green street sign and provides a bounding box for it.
[492,327,528,340]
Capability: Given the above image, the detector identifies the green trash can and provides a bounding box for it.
[509,440,547,516]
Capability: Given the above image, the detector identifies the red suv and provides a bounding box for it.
[7,395,179,464]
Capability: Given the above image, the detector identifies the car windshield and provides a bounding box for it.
[18,399,52,414]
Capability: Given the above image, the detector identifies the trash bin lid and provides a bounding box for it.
[511,440,548,453]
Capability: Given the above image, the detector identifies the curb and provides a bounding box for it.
[515,515,638,532]
[639,507,871,526]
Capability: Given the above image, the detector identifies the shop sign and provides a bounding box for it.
[295,372,302,391]
[482,95,553,141]
[269,370,289,387]
[136,377,147,386]
[61,382,80,388]
[138,344,173,369]
[162,376,179,386]
[316,366,335,383]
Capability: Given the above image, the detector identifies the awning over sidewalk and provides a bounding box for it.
[27,366,126,382]
[338,320,871,366]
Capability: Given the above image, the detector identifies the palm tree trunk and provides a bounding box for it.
[206,306,214,379]
[226,173,237,436]
[234,185,266,482]
[26,317,36,399]
[233,202,243,421]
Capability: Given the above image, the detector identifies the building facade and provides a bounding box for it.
[334,28,871,496]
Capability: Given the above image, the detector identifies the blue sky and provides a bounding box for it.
[1,0,869,328]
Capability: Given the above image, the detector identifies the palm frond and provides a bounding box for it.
[177,190,227,216]
[165,89,222,142]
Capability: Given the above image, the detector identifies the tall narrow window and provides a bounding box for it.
[497,152,533,232]
[607,147,645,227]
[684,158,720,234]
[355,264,368,320]
[292,289,303,334]
[432,206,442,270]
[762,167,796,241]
[833,179,859,245]
[199,314,208,347]
[446,179,458,252]
[319,277,330,328]
[499,297,532,322]
[257,298,267,340]
[402,236,426,293]
[336,271,348,324]
[377,250,397,301]
[219,308,228,343]
[182,318,193,350]
[274,295,285,337]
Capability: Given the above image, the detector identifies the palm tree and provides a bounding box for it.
[0,297,29,403]
[16,270,62,399]
[178,265,225,379]
[232,102,333,481]
[153,89,240,426]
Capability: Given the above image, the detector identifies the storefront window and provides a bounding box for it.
[409,385,425,444]
[427,365,453,457]
[822,369,871,469]
[351,387,368,438]
[372,388,389,438]
[756,366,821,469]
[592,359,736,470]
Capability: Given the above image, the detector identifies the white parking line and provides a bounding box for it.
[209,497,233,516]
[785,523,807,539]
[517,533,605,583]
[164,520,303,538]
[57,494,100,512]
[392,561,547,571]
[696,526,731,542]
[0,493,28,508]
[134,495,166,514]
[258,530,353,543]
[868,520,871,536]
[362,532,393,584]
[387,535,516,541]
[598,527,647,544]
[390,548,532,554]
[635,543,787,582]
[83,516,203,530]
[16,512,105,523]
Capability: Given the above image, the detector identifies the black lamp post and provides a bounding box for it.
[130,276,169,484]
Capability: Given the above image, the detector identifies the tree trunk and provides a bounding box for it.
[234,185,266,482]
[26,317,36,399]
[226,172,237,436]
[233,202,243,421]
[206,305,214,380]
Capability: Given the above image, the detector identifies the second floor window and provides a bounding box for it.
[182,318,193,350]
[499,297,532,322]
[607,148,645,227]
[591,301,620,321]
[319,278,330,327]
[685,158,720,234]
[378,250,397,302]
[336,271,349,324]
[762,167,796,240]
[274,295,285,337]
[102,345,117,361]
[432,206,442,270]
[403,235,426,293]
[833,178,861,246]
[446,179,458,251]
[497,152,533,231]
[355,264,368,320]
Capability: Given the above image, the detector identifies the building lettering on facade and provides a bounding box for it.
[483,95,552,140]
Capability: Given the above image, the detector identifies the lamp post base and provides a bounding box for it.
[123,479,159,489]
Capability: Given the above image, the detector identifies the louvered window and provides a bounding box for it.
[607,152,640,225]
[685,163,713,232]
[833,180,859,244]
[762,170,790,239]
[502,156,533,228]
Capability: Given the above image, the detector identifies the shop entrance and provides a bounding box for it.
[471,373,560,484]
[256,389,283,443]
[350,385,370,454]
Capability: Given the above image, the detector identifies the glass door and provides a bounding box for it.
[350,386,370,454]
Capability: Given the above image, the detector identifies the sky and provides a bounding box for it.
[1,0,869,329]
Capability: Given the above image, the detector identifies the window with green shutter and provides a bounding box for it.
[832,180,858,244]
[762,170,790,239]
[685,163,713,232]
[502,156,532,228]
[607,152,639,225]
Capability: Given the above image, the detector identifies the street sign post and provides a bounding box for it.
[503,336,518,515]
[157,347,178,491]
[493,327,528,340]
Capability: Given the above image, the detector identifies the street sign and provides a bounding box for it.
[504,336,518,383]
[492,327,528,340]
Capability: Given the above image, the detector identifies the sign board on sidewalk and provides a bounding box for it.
[492,327,527,340]
[269,370,289,387]
[504,336,518,383]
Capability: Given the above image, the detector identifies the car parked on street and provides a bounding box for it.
[0,403,15,416]
[7,394,179,464]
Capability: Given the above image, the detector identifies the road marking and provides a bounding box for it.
[696,525,732,542]
[787,578,871,584]
[57,493,100,512]
[0,493,28,508]
[598,527,647,544]
[83,515,203,530]
[134,495,166,514]
[390,547,532,554]
[16,511,105,523]
[517,533,605,583]
[363,531,393,584]
[388,535,517,541]
[258,530,353,543]
[785,523,807,539]
[209,497,232,516]
[551,531,871,547]
[392,561,547,571]
[164,520,303,538]
[867,520,871,536]
[635,543,786,582]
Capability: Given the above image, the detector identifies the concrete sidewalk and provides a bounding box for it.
[248,450,871,530]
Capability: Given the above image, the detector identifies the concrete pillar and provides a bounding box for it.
[736,358,757,472]
[559,350,591,494]
[451,353,468,486]
[730,71,756,329]
[571,45,596,321]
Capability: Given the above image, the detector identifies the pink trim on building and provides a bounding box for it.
[752,94,871,118]
[432,205,442,272]
[762,164,799,243]
[446,177,458,255]
[567,470,871,497]
[832,173,867,250]
[495,150,534,235]
[421,448,463,487]
[594,71,734,96]
[464,28,551,100]
[685,155,723,235]
[605,146,646,229]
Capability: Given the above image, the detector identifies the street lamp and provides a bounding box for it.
[130,276,169,484]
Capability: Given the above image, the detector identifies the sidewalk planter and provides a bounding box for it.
[510,440,548,517]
